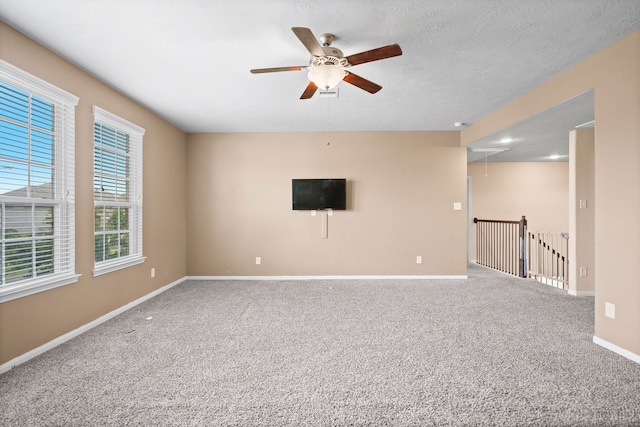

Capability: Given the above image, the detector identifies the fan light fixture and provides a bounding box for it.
[308,64,346,91]
[250,27,402,99]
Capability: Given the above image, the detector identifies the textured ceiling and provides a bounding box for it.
[0,1,638,160]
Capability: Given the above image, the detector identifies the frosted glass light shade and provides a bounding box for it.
[308,65,346,90]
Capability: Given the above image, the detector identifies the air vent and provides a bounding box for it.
[319,89,339,98]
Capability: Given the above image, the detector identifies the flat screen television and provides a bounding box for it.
[292,178,347,211]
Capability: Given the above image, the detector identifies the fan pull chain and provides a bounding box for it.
[325,97,330,146]
[485,152,488,176]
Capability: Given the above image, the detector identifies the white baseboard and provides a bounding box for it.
[186,275,468,281]
[593,336,640,364]
[0,276,186,375]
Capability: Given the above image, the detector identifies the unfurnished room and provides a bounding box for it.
[0,1,639,425]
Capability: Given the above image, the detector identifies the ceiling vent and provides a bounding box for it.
[319,89,339,98]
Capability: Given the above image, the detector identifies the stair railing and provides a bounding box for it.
[527,232,569,289]
[473,216,527,278]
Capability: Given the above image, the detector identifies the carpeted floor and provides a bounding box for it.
[1,264,639,426]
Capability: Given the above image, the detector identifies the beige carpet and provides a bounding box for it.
[1,264,639,426]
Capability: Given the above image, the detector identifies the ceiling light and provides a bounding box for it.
[548,154,565,160]
[454,122,467,127]
[499,137,515,143]
[308,64,346,91]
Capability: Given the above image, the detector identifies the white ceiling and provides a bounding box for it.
[1,1,638,160]
[467,90,594,162]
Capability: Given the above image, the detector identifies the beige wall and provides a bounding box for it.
[462,30,640,357]
[186,132,468,277]
[569,129,595,295]
[468,162,569,235]
[0,22,188,365]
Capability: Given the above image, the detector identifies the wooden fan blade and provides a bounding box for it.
[250,66,305,74]
[343,72,382,94]
[300,81,318,99]
[291,27,325,57]
[346,44,402,66]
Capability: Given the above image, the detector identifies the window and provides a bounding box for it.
[93,106,144,276]
[0,60,79,303]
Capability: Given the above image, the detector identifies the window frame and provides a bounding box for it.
[0,60,79,303]
[92,106,145,277]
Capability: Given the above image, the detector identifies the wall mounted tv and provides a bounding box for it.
[292,179,347,211]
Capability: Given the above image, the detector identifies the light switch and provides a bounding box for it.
[453,202,462,211]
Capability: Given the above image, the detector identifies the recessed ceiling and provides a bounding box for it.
[467,91,594,162]
[0,0,638,143]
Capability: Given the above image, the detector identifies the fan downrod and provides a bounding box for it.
[319,33,336,47]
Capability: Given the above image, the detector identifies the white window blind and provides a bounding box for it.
[93,106,145,276]
[0,60,79,303]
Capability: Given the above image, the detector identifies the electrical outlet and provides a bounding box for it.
[255,257,261,265]
[416,256,422,264]
[151,267,156,278]
[579,267,587,277]
[605,302,615,319]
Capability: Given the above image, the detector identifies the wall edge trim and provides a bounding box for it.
[185,275,468,281]
[0,276,186,375]
[593,336,640,365]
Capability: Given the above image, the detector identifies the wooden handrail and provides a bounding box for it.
[474,218,521,224]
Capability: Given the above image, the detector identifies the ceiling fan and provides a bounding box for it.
[250,27,402,99]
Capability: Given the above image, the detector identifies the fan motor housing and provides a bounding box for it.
[321,46,343,57]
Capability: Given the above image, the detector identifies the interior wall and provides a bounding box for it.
[462,30,640,358]
[0,22,188,366]
[467,161,569,235]
[186,132,467,277]
[569,129,595,295]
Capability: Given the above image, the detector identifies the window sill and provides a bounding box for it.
[0,273,81,304]
[93,256,146,277]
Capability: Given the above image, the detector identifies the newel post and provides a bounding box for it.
[519,216,527,278]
